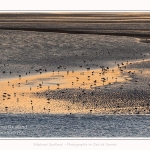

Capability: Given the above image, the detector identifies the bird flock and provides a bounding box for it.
[1,50,150,115]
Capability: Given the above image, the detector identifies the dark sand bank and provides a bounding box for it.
[0,32,149,80]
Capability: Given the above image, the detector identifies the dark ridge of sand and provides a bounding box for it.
[1,27,150,38]
[127,59,150,69]
[1,27,150,31]
[139,39,150,43]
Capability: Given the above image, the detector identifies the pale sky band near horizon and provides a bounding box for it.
[0,0,150,11]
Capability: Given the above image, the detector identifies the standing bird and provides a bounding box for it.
[19,75,21,79]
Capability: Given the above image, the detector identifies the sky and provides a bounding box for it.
[0,0,150,11]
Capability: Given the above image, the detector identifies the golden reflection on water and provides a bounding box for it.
[0,67,126,114]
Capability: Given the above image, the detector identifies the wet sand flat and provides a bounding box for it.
[0,66,125,114]
[1,58,150,115]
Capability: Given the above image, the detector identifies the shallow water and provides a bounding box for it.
[0,114,150,137]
